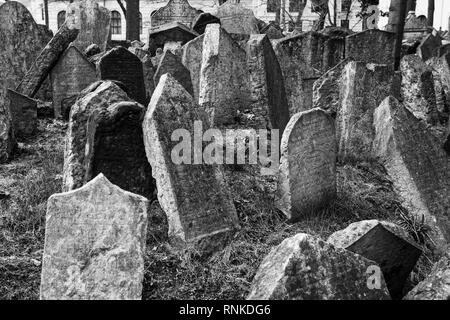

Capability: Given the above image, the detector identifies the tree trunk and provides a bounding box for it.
[428,0,435,27]
[406,0,417,13]
[126,0,140,41]
[392,0,407,71]
[280,0,286,30]
[44,0,49,28]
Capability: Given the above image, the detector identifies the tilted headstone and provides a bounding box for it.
[63,81,130,191]
[276,108,336,221]
[405,251,450,300]
[150,0,199,28]
[84,101,155,200]
[40,174,148,300]
[273,33,323,116]
[247,233,390,300]
[328,220,422,300]
[143,74,239,253]
[7,89,37,137]
[400,54,439,125]
[346,29,395,66]
[372,96,450,249]
[67,0,111,52]
[182,34,204,102]
[214,0,259,35]
[337,62,396,160]
[199,24,250,126]
[192,12,221,35]
[50,45,97,118]
[417,33,442,62]
[245,34,289,133]
[154,50,194,96]
[97,47,147,105]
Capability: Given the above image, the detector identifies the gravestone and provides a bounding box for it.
[142,55,156,104]
[328,220,422,300]
[260,23,283,39]
[199,24,250,126]
[400,54,439,125]
[129,46,148,61]
[7,89,37,138]
[192,12,220,35]
[417,33,442,62]
[247,233,390,300]
[67,0,111,52]
[150,0,199,28]
[148,22,199,57]
[84,44,101,58]
[0,105,15,163]
[40,174,148,300]
[245,34,289,133]
[346,29,395,66]
[50,45,97,118]
[63,81,130,191]
[84,101,154,200]
[273,33,323,116]
[182,34,204,102]
[143,74,239,253]
[214,0,259,35]
[276,108,336,221]
[337,62,396,160]
[154,50,194,96]
[372,96,450,249]
[97,47,146,105]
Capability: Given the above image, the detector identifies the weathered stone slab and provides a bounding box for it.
[372,96,450,249]
[247,233,390,300]
[148,22,199,57]
[154,50,193,96]
[142,55,156,104]
[273,33,323,116]
[40,174,148,300]
[63,81,130,192]
[276,108,336,221]
[214,0,259,35]
[7,89,37,138]
[418,33,442,62]
[182,34,204,102]
[192,12,220,35]
[245,34,289,133]
[346,29,395,66]
[15,19,80,98]
[337,62,396,160]
[199,24,250,126]
[97,47,146,105]
[405,251,450,300]
[0,104,15,163]
[50,45,97,118]
[67,0,111,52]
[150,0,199,28]
[84,101,154,199]
[143,74,239,253]
[328,220,422,300]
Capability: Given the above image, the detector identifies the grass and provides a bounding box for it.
[0,119,440,300]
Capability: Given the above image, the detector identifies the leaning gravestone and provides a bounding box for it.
[192,12,221,35]
[150,0,199,28]
[154,50,193,96]
[143,74,239,254]
[400,55,439,125]
[247,233,390,300]
[84,101,155,200]
[50,45,97,118]
[181,34,204,102]
[373,96,450,249]
[97,47,147,105]
[345,29,395,66]
[417,33,442,62]
[245,34,289,133]
[66,0,111,52]
[199,24,250,126]
[40,174,148,300]
[214,0,259,35]
[7,90,37,137]
[276,108,336,221]
[337,62,395,160]
[63,81,130,191]
[141,55,156,104]
[328,220,422,300]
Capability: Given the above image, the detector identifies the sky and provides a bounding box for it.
[379,0,450,30]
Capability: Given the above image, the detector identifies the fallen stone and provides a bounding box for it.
[247,233,390,300]
[40,174,148,300]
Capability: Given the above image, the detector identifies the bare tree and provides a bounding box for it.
[406,0,417,13]
[387,0,407,70]
[428,0,435,27]
[126,0,140,41]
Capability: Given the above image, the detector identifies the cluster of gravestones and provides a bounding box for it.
[1,0,449,300]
